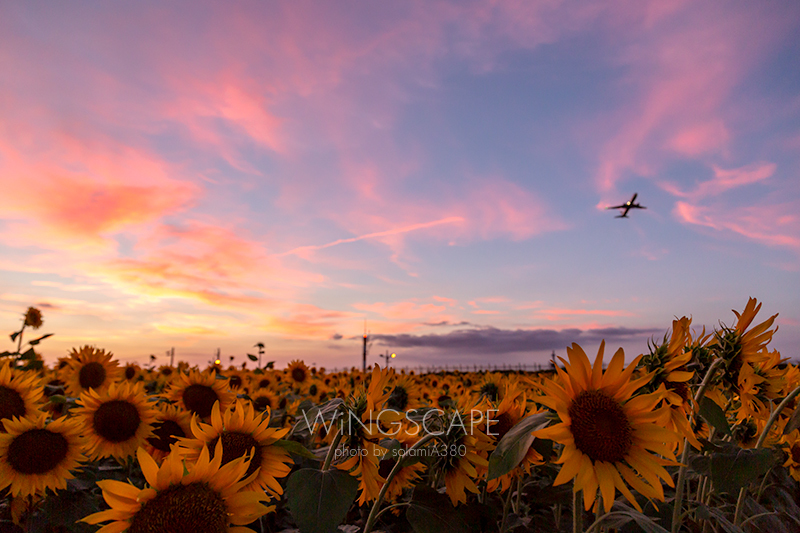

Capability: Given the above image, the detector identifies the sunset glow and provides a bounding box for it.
[1,1,798,368]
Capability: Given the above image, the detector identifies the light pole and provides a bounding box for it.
[380,351,396,367]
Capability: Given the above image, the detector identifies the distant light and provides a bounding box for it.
[391,353,396,358]
[214,359,221,365]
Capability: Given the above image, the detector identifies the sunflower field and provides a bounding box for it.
[1,298,800,533]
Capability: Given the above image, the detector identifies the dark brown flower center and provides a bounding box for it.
[791,443,800,464]
[128,482,227,533]
[491,412,517,442]
[568,389,633,463]
[665,380,689,403]
[147,420,186,452]
[182,384,219,418]
[253,395,272,411]
[378,458,396,479]
[93,400,141,442]
[229,375,243,389]
[388,386,409,411]
[0,386,26,422]
[208,431,261,479]
[124,366,137,380]
[258,378,271,388]
[291,367,307,383]
[7,428,69,474]
[78,362,107,389]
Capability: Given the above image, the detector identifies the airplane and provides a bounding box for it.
[607,193,646,218]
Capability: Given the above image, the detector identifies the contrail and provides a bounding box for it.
[277,216,465,257]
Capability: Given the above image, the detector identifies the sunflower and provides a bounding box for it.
[0,363,44,429]
[781,430,800,483]
[249,387,280,412]
[74,381,158,460]
[486,383,544,494]
[121,363,142,382]
[23,307,43,329]
[285,360,311,391]
[431,396,493,506]
[82,445,272,533]
[336,365,400,506]
[638,317,701,450]
[712,298,778,394]
[0,412,86,497]
[386,374,421,412]
[62,345,121,397]
[165,369,235,420]
[534,341,680,513]
[176,400,293,496]
[143,403,193,463]
[377,426,427,505]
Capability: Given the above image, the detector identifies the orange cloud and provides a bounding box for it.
[660,162,776,199]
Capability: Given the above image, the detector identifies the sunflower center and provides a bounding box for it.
[79,362,107,389]
[568,389,632,463]
[7,428,69,474]
[291,367,307,383]
[253,395,272,411]
[209,431,262,479]
[258,379,271,388]
[147,420,186,452]
[387,386,409,411]
[128,482,227,533]
[491,412,517,441]
[665,381,690,403]
[124,367,137,380]
[93,400,141,442]
[229,375,243,389]
[0,386,26,421]
[791,443,800,464]
[378,457,396,479]
[182,384,219,418]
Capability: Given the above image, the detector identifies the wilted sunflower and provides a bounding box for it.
[23,307,43,329]
[534,341,680,513]
[62,345,121,397]
[0,412,86,497]
[177,400,293,496]
[82,445,272,533]
[143,403,192,463]
[0,363,44,429]
[75,381,158,460]
[165,369,235,420]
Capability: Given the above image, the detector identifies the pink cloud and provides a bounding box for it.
[352,300,451,322]
[660,162,776,199]
[590,3,792,193]
[674,201,800,250]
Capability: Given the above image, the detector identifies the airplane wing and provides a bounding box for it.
[607,204,627,210]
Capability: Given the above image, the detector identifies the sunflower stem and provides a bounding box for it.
[514,474,522,515]
[321,428,343,471]
[573,488,583,533]
[733,383,800,526]
[671,357,725,533]
[499,485,514,533]
[364,433,436,533]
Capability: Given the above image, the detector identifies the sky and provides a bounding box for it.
[1,1,799,370]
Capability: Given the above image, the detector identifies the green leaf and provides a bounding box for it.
[19,347,36,360]
[21,359,44,371]
[265,361,275,369]
[272,439,319,461]
[406,486,493,533]
[285,468,358,533]
[48,395,67,405]
[699,396,731,436]
[247,353,258,361]
[10,331,20,342]
[487,411,550,480]
[710,447,774,494]
[28,333,54,346]
[783,404,800,435]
